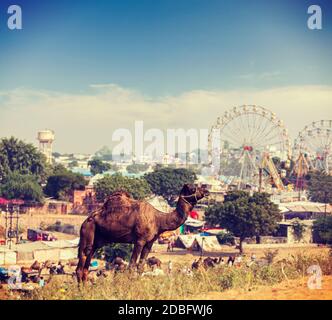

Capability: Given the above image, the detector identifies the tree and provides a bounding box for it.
[144,167,197,202]
[186,164,202,175]
[44,169,87,201]
[307,171,332,203]
[51,164,68,175]
[52,152,61,158]
[205,191,282,253]
[126,163,149,174]
[313,216,332,245]
[68,160,79,168]
[88,158,111,176]
[95,146,113,161]
[95,243,133,262]
[0,172,44,203]
[0,137,47,182]
[292,219,306,242]
[94,173,152,202]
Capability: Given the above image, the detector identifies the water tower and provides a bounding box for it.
[37,130,55,164]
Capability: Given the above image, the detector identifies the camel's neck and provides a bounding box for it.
[158,197,193,233]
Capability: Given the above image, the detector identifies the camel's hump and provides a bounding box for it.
[101,191,139,214]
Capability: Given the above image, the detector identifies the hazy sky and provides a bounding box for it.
[0,0,331,153]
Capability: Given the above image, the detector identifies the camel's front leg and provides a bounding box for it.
[138,241,154,272]
[129,240,146,270]
[82,245,96,282]
[76,253,86,284]
[76,218,95,283]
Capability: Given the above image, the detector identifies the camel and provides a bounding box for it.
[30,261,42,271]
[111,257,128,272]
[147,256,162,269]
[191,257,223,270]
[76,184,209,282]
[203,257,223,269]
[191,257,203,270]
[113,257,125,265]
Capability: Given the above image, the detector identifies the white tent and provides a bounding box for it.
[176,235,221,252]
[0,248,16,265]
[184,217,205,228]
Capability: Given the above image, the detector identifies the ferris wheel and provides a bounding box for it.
[208,105,291,189]
[294,120,332,174]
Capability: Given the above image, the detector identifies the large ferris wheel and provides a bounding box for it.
[208,105,291,189]
[294,120,332,174]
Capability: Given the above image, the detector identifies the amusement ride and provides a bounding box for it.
[208,105,292,192]
[293,120,332,175]
[292,120,332,191]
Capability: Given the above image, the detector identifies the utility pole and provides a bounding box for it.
[324,191,328,217]
[258,168,263,193]
[201,237,205,257]
[322,191,328,241]
[4,204,20,250]
[4,204,8,246]
[16,205,19,244]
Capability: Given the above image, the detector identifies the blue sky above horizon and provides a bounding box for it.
[0,0,331,153]
[0,0,332,96]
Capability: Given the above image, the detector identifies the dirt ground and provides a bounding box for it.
[192,276,332,300]
[150,244,331,266]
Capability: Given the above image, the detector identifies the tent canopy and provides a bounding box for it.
[0,198,9,205]
[184,217,205,228]
[0,198,24,205]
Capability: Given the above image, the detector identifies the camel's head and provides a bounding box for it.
[180,184,210,205]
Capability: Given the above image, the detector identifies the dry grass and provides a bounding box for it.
[24,251,332,300]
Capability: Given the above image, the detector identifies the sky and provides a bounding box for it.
[0,0,331,153]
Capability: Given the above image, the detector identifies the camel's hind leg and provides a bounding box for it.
[76,218,95,283]
[137,240,154,272]
[129,239,146,270]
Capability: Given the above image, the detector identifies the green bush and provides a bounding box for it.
[263,249,279,265]
[0,172,44,203]
[94,173,151,201]
[313,216,332,244]
[216,232,235,245]
[95,243,133,262]
[292,219,306,242]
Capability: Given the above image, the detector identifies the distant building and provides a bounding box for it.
[276,220,314,244]
[72,185,97,214]
[275,201,332,244]
[279,201,332,220]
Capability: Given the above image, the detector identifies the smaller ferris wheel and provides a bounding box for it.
[294,120,332,174]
